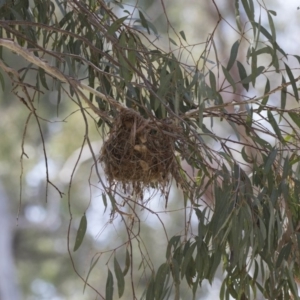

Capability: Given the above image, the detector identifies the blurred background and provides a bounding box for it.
[1,0,300,299]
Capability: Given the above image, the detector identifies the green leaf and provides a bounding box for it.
[83,255,100,293]
[107,16,128,36]
[117,31,133,83]
[234,0,242,31]
[181,242,197,279]
[288,112,300,128]
[286,266,299,298]
[179,30,187,41]
[251,46,273,56]
[171,258,180,285]
[114,256,125,298]
[58,11,73,28]
[146,275,155,300]
[267,11,276,42]
[258,78,270,113]
[268,10,277,16]
[241,0,254,22]
[227,40,240,71]
[240,66,264,84]
[73,214,87,252]
[284,63,299,101]
[252,22,286,58]
[226,120,240,141]
[123,248,130,276]
[209,70,217,96]
[251,47,257,86]
[38,67,49,90]
[281,76,287,110]
[264,148,277,175]
[158,70,173,98]
[154,263,169,299]
[138,10,150,34]
[105,268,114,300]
[241,146,253,163]
[267,110,284,143]
[276,242,292,268]
[166,236,181,259]
[252,136,272,150]
[237,61,249,91]
[102,193,107,212]
[127,34,136,69]
[222,65,236,92]
[169,38,177,46]
[294,55,300,65]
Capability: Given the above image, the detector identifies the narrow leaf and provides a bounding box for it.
[281,75,287,110]
[276,242,292,268]
[169,38,177,46]
[286,266,299,298]
[107,16,128,36]
[294,55,300,65]
[264,148,277,175]
[240,66,264,84]
[268,10,277,16]
[146,275,155,300]
[179,30,187,41]
[105,269,114,300]
[251,47,257,86]
[222,65,236,92]
[258,78,270,113]
[127,34,136,69]
[138,10,150,34]
[284,63,299,101]
[288,112,300,128]
[38,67,49,90]
[209,70,217,96]
[241,0,254,21]
[123,248,130,276]
[252,22,286,57]
[102,193,107,212]
[181,242,197,279]
[227,40,240,71]
[267,12,276,42]
[234,0,242,31]
[237,61,249,91]
[83,255,100,293]
[267,110,284,143]
[154,263,169,299]
[73,214,87,252]
[114,256,125,298]
[171,258,180,285]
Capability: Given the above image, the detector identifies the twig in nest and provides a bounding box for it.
[100,108,182,195]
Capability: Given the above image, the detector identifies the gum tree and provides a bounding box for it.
[1,0,300,299]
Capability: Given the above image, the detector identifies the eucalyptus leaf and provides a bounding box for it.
[73,214,87,252]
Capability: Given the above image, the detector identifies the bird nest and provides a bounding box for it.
[100,108,181,194]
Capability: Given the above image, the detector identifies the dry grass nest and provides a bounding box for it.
[100,108,182,191]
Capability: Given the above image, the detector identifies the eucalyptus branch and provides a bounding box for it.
[183,75,300,118]
[0,38,125,113]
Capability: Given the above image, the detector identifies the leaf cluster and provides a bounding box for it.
[2,0,300,299]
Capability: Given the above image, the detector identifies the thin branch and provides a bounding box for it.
[0,38,125,112]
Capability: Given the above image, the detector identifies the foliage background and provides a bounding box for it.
[1,0,300,299]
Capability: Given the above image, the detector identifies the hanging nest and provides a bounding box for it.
[99,108,181,192]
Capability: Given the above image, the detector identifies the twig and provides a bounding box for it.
[0,38,125,113]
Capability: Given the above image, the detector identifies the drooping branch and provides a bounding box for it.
[0,38,125,114]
